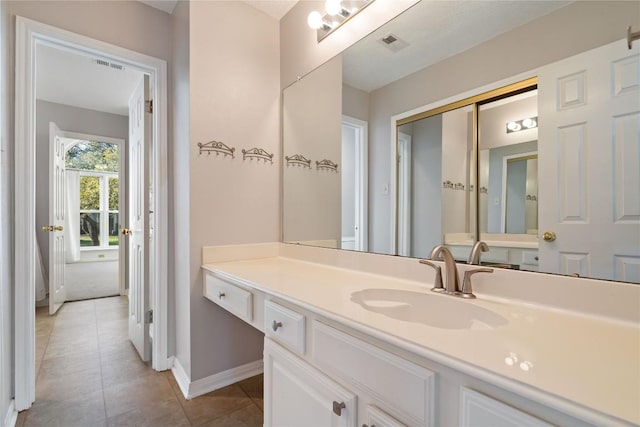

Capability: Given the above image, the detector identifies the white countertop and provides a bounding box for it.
[203,255,640,426]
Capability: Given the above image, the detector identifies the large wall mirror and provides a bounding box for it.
[282,0,640,284]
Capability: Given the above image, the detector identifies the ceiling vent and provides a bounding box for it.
[95,59,124,71]
[378,33,408,53]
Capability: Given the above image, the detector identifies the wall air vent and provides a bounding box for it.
[95,59,124,71]
[378,33,408,52]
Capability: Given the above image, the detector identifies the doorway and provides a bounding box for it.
[15,17,169,410]
[341,115,368,252]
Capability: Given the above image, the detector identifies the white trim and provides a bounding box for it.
[170,357,191,400]
[396,132,412,256]
[14,16,169,410]
[500,151,537,233]
[3,400,17,427]
[173,358,263,400]
[189,359,263,399]
[342,115,368,252]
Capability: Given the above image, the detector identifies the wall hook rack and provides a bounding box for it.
[479,186,488,194]
[242,147,274,164]
[198,140,235,158]
[454,182,465,191]
[628,26,640,49]
[316,159,338,172]
[285,154,311,168]
[443,180,454,190]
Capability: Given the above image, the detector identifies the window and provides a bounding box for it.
[66,140,120,249]
[79,173,119,248]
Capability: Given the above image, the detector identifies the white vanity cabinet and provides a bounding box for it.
[460,388,552,427]
[264,338,357,427]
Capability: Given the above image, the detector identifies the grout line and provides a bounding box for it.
[93,299,109,423]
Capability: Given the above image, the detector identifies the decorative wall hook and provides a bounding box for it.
[526,194,538,201]
[285,154,311,168]
[198,140,235,158]
[454,182,465,191]
[443,180,454,189]
[469,184,475,192]
[479,186,488,194]
[316,159,338,172]
[242,147,274,164]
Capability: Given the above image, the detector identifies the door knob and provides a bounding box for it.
[42,226,53,232]
[53,225,63,231]
[542,231,556,242]
[121,228,132,236]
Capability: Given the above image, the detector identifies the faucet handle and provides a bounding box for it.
[419,259,444,292]
[461,268,493,298]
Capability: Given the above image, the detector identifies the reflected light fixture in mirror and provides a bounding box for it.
[506,117,538,133]
[308,0,375,42]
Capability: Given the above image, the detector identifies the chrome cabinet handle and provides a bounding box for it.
[332,401,346,416]
[218,292,225,299]
[272,320,283,332]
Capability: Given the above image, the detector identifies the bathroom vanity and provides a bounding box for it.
[202,243,639,427]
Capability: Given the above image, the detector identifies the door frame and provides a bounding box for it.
[341,115,368,252]
[396,132,412,256]
[14,17,169,410]
[59,130,127,297]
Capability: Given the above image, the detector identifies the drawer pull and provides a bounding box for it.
[332,401,346,416]
[272,320,283,332]
[218,292,226,299]
[362,425,376,427]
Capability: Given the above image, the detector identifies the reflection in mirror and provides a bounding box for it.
[396,105,474,259]
[478,89,538,245]
[282,0,640,283]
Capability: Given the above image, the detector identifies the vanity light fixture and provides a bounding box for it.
[308,0,374,42]
[506,116,538,133]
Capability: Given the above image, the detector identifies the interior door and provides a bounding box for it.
[48,122,67,314]
[538,39,640,281]
[126,75,151,361]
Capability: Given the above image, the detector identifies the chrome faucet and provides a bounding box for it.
[468,241,489,265]
[428,245,460,294]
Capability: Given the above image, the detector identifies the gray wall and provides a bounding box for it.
[35,100,128,286]
[407,115,442,259]
[367,1,640,254]
[187,1,280,382]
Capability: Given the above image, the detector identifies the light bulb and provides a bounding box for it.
[522,118,537,129]
[307,11,324,29]
[507,121,521,132]
[325,0,342,16]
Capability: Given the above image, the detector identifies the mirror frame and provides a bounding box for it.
[392,77,538,254]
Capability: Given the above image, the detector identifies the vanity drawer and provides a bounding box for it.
[204,274,253,322]
[312,321,435,426]
[365,405,407,427]
[264,300,306,355]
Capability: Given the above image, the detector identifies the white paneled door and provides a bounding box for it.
[48,122,67,314]
[538,39,640,282]
[127,75,151,361]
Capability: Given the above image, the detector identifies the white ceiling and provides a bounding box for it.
[138,0,298,19]
[343,0,571,92]
[36,44,144,116]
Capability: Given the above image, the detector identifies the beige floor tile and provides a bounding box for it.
[180,384,253,426]
[101,357,156,389]
[237,374,264,413]
[38,350,102,379]
[103,373,177,418]
[94,296,128,309]
[15,410,27,427]
[197,403,263,427]
[42,337,99,360]
[23,390,106,427]
[36,367,103,403]
[106,397,191,427]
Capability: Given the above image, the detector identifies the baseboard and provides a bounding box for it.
[171,358,191,400]
[172,358,263,400]
[4,400,17,427]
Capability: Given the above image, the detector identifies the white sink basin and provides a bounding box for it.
[350,288,508,330]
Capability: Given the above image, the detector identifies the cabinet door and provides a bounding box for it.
[363,406,407,427]
[264,338,357,427]
[460,388,551,427]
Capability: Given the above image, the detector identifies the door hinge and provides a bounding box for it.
[144,309,153,324]
[145,99,153,114]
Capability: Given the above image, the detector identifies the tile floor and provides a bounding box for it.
[17,296,264,427]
